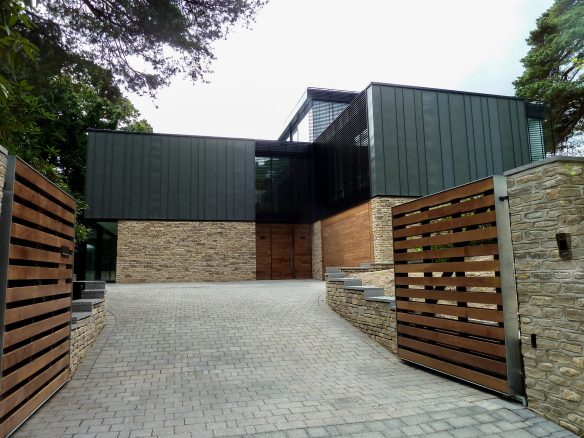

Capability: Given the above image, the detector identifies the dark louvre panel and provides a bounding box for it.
[313,91,370,217]
[255,141,315,223]
[310,101,351,141]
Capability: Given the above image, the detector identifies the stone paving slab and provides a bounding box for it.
[14,281,576,438]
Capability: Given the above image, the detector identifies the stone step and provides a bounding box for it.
[359,263,371,268]
[345,286,385,298]
[72,298,104,313]
[325,267,342,274]
[324,272,345,280]
[74,280,106,290]
[80,289,106,299]
[73,281,106,300]
[71,311,92,324]
[326,277,362,287]
[365,295,396,309]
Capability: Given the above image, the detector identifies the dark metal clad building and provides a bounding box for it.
[85,131,256,221]
[367,83,538,197]
[85,84,546,222]
[82,82,547,283]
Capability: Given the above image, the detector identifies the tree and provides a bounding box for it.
[1,2,152,196]
[514,0,584,154]
[35,0,267,94]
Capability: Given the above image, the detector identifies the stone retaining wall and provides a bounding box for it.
[311,221,323,280]
[117,221,256,283]
[326,280,396,353]
[70,298,106,375]
[370,196,412,263]
[506,157,584,436]
[334,264,395,297]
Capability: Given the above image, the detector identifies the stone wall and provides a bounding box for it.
[326,280,396,353]
[370,196,413,263]
[117,221,256,283]
[506,157,584,436]
[311,221,323,280]
[0,146,7,217]
[70,299,106,375]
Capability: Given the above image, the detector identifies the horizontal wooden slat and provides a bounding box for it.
[13,181,75,224]
[397,301,504,322]
[397,312,505,340]
[9,245,72,265]
[3,312,71,348]
[398,348,508,394]
[394,227,498,250]
[11,223,74,251]
[4,297,71,325]
[15,159,76,210]
[395,288,502,305]
[394,244,499,262]
[399,337,507,375]
[394,211,497,239]
[0,357,68,418]
[397,325,506,357]
[2,327,70,370]
[393,178,494,216]
[1,341,69,394]
[395,275,501,288]
[395,260,499,274]
[8,265,71,281]
[12,202,75,238]
[393,195,496,227]
[0,369,68,437]
[6,283,71,303]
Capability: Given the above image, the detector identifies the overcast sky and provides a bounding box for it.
[129,0,554,140]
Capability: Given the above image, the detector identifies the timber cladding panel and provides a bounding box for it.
[321,202,373,270]
[116,221,256,283]
[392,177,522,398]
[0,157,76,437]
[256,224,312,280]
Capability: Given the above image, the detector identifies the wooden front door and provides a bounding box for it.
[256,224,312,280]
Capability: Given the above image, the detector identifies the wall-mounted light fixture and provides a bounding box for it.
[555,233,572,260]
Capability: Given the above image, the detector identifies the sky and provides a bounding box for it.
[129,0,555,141]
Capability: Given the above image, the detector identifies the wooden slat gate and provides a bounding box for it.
[392,176,523,400]
[0,157,75,437]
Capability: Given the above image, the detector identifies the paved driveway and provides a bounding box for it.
[16,281,574,438]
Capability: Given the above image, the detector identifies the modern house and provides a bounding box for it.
[81,82,547,283]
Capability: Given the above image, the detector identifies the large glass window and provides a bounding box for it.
[83,221,118,282]
[528,117,546,162]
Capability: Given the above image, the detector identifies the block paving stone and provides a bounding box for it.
[13,281,578,437]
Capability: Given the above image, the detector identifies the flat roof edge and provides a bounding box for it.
[367,81,529,101]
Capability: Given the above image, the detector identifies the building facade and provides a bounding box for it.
[82,82,546,283]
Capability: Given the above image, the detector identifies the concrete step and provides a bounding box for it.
[325,267,342,274]
[360,263,371,268]
[72,298,104,313]
[80,289,106,299]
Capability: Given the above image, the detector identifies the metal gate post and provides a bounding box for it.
[493,175,525,401]
[0,155,16,379]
